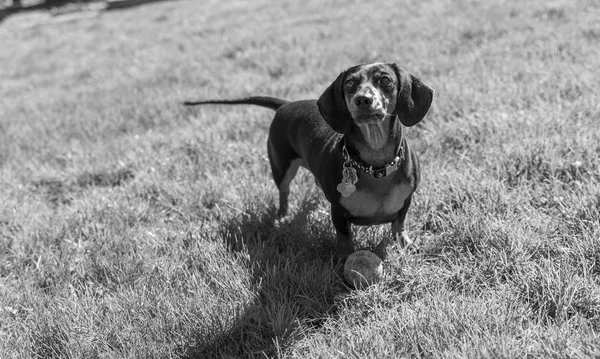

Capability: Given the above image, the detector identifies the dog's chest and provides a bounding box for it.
[338,177,413,219]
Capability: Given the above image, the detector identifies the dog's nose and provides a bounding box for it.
[354,95,373,109]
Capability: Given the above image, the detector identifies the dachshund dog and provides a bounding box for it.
[184,63,434,259]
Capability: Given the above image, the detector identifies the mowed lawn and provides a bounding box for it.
[1,0,600,357]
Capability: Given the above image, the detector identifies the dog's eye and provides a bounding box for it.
[345,79,356,88]
[379,76,392,87]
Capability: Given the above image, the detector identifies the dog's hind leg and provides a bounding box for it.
[273,157,303,218]
[267,133,302,218]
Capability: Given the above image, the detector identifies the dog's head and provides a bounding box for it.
[317,63,434,134]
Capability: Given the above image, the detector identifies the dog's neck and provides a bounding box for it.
[346,115,403,168]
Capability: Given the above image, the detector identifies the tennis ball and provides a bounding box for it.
[343,250,383,288]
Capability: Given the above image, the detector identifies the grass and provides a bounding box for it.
[1,0,599,357]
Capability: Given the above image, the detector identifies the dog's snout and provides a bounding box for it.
[353,94,373,109]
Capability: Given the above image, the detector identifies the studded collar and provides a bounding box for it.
[341,137,405,179]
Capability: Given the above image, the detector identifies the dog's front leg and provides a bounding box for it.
[377,195,417,258]
[331,205,354,259]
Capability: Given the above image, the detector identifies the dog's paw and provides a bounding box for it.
[335,240,355,262]
[399,233,422,255]
[335,249,354,262]
[403,232,423,254]
[273,215,292,229]
[377,232,421,259]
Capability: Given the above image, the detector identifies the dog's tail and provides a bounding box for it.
[183,96,290,111]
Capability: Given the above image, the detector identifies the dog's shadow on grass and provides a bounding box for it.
[187,197,351,358]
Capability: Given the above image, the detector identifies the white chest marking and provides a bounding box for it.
[339,183,413,218]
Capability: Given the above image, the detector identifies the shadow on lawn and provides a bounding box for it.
[186,198,350,358]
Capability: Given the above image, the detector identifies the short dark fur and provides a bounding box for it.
[184,63,434,259]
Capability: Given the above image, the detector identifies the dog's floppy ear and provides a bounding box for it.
[392,64,434,127]
[317,70,352,134]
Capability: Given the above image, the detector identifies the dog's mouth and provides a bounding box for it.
[352,111,387,124]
